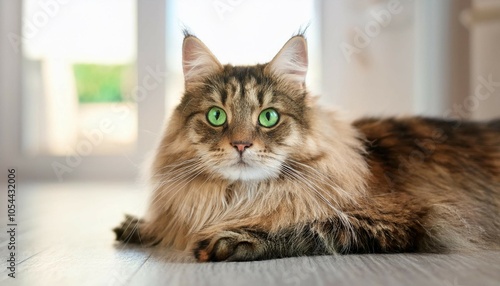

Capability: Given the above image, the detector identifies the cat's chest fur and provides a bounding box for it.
[147,175,346,250]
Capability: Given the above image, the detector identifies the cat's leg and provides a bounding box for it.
[313,212,424,254]
[193,225,331,262]
[113,214,151,245]
[193,207,426,261]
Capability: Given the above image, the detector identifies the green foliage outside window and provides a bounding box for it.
[73,64,133,103]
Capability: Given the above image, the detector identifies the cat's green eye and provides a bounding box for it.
[206,107,227,126]
[259,108,279,128]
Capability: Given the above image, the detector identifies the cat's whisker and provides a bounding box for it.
[282,164,357,244]
[150,157,199,174]
[280,169,327,212]
[287,158,357,201]
[117,216,143,246]
[149,160,205,194]
[151,156,220,210]
[280,166,341,217]
[280,167,358,250]
[282,164,341,208]
[152,165,207,206]
[161,162,206,183]
[149,160,207,208]
[150,158,202,179]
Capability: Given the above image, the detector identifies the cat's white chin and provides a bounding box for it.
[218,164,281,182]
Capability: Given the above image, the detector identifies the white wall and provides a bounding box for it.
[318,0,497,121]
[470,0,500,120]
[320,0,416,118]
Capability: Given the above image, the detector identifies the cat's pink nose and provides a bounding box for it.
[231,141,253,153]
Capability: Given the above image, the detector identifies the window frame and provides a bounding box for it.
[0,0,167,182]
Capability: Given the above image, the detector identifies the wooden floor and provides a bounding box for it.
[1,183,499,286]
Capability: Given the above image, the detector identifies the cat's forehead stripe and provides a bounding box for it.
[221,75,260,105]
[210,65,309,114]
[220,86,228,105]
[244,78,260,106]
[261,89,274,106]
[257,90,265,106]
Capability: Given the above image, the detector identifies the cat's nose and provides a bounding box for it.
[231,141,253,154]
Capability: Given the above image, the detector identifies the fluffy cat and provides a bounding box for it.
[114,33,500,262]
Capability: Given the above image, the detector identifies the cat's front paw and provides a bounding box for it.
[113,214,146,244]
[194,229,266,262]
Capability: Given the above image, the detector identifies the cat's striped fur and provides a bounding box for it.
[114,33,500,262]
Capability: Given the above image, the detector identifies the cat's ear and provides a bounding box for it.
[182,36,223,86]
[265,35,308,85]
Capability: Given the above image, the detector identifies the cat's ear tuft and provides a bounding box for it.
[265,36,308,85]
[182,36,223,85]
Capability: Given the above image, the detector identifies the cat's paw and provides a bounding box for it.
[193,229,266,262]
[113,214,145,244]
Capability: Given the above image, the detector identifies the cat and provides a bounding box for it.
[114,32,500,262]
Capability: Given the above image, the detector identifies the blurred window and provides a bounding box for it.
[22,0,137,155]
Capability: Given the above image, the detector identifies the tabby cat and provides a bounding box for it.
[114,33,500,262]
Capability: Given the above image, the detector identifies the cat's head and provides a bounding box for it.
[169,33,314,182]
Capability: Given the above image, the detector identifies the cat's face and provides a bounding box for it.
[173,35,311,182]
